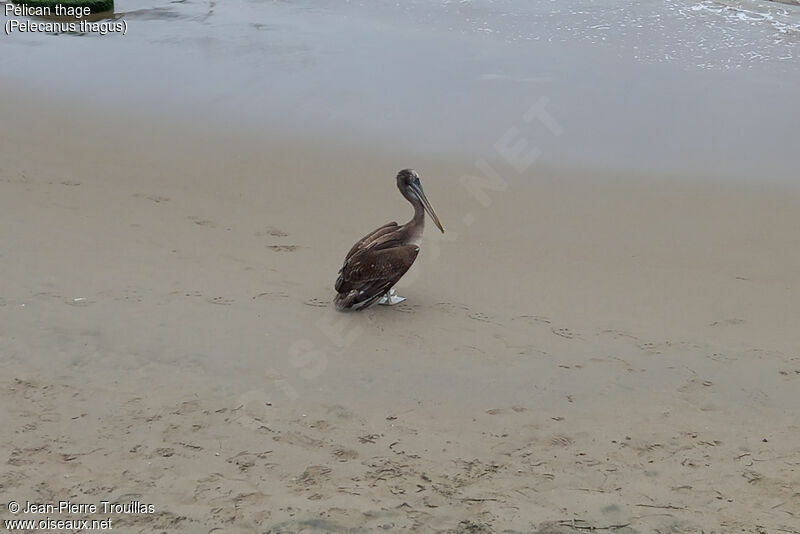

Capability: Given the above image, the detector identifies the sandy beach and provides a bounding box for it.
[2,0,800,531]
[1,83,799,533]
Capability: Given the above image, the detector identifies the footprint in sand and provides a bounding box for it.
[295,465,332,487]
[468,312,497,323]
[678,378,714,393]
[19,422,38,433]
[188,215,215,227]
[207,297,234,306]
[309,419,331,431]
[226,451,272,472]
[133,193,169,203]
[264,226,289,237]
[551,327,576,339]
[358,433,380,444]
[304,298,329,308]
[60,180,81,186]
[332,447,359,462]
[638,341,669,354]
[267,245,297,252]
[8,446,50,466]
[549,434,575,447]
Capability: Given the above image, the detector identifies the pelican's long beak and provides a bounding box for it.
[410,182,445,233]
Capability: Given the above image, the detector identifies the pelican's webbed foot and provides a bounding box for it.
[378,287,406,306]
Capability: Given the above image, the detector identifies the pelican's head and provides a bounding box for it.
[396,169,444,233]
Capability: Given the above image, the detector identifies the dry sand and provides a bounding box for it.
[1,90,799,533]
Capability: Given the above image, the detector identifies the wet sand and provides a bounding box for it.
[1,89,799,533]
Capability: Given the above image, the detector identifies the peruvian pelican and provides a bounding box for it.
[334,169,444,310]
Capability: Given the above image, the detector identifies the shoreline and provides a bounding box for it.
[3,0,799,184]
[4,80,798,192]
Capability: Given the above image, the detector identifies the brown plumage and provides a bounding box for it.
[334,169,444,311]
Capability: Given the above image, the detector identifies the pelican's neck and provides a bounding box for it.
[411,197,425,227]
[401,187,425,242]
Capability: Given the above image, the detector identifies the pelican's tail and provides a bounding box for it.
[334,289,385,311]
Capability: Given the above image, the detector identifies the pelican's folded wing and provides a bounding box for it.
[336,245,419,295]
[343,222,399,262]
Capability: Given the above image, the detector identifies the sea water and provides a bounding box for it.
[1,0,798,181]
